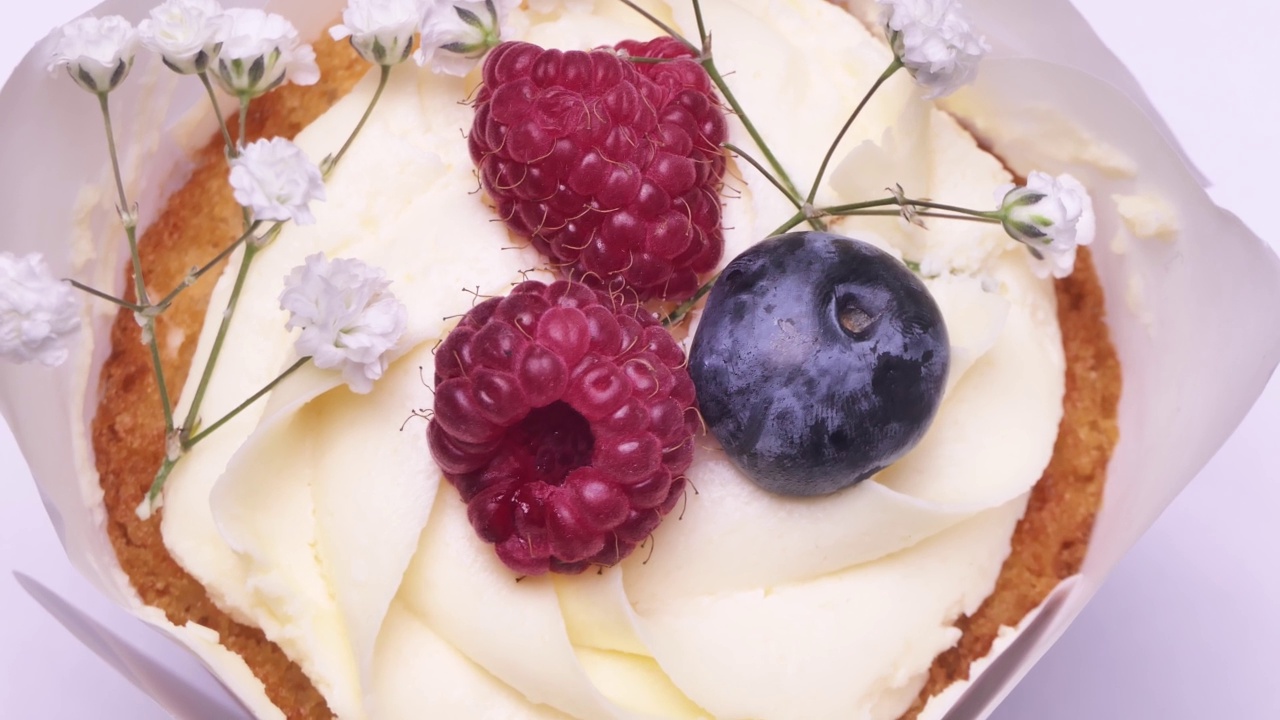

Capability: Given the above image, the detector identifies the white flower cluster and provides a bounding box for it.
[329,0,520,75]
[331,0,425,67]
[0,253,80,367]
[48,15,139,94]
[279,254,407,394]
[229,137,326,225]
[215,8,320,98]
[416,0,520,76]
[878,0,989,99]
[138,0,226,75]
[50,3,319,98]
[996,171,1097,279]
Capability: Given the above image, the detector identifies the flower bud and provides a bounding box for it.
[49,15,139,95]
[996,171,1097,279]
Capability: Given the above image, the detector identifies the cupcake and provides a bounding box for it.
[1,0,1277,718]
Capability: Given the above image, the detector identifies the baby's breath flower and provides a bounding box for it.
[229,137,326,224]
[279,254,407,394]
[416,0,519,76]
[996,171,1096,279]
[330,0,424,67]
[48,15,139,94]
[213,8,319,99]
[0,252,81,367]
[878,0,988,99]
[139,0,227,75]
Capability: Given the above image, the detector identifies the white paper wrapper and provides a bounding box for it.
[2,0,1278,718]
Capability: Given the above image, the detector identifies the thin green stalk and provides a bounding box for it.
[181,242,260,435]
[724,142,803,211]
[325,64,391,176]
[819,197,898,214]
[615,0,698,51]
[769,209,809,237]
[198,71,236,157]
[663,272,718,327]
[65,280,144,312]
[99,93,146,302]
[99,91,174,433]
[823,197,999,219]
[805,58,902,206]
[237,96,250,150]
[184,357,309,448]
[152,222,264,311]
[828,209,1002,224]
[236,97,254,229]
[691,0,709,45]
[615,0,805,222]
[703,60,804,215]
[146,456,177,506]
[663,208,808,327]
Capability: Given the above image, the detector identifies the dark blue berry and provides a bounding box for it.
[688,231,949,496]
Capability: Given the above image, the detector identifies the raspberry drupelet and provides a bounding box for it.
[469,38,728,303]
[428,280,700,575]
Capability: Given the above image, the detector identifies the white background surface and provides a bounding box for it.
[2,1,1277,718]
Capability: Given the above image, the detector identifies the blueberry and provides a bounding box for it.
[688,232,949,496]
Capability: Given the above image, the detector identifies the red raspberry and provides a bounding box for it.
[469,38,728,303]
[428,280,699,575]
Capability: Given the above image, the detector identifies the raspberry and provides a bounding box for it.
[469,38,728,303]
[428,280,699,575]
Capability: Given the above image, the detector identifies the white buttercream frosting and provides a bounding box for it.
[159,0,1065,718]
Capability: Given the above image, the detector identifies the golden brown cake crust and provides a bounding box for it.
[90,34,1120,720]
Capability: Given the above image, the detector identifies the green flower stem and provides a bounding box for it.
[236,97,254,230]
[325,64,392,177]
[662,208,808,327]
[65,280,144,312]
[724,142,803,211]
[804,58,902,207]
[662,271,718,327]
[99,93,147,303]
[146,456,177,506]
[769,209,809,237]
[184,356,309,449]
[198,71,236,158]
[180,241,261,437]
[99,91,174,434]
[702,59,805,219]
[691,0,709,45]
[237,96,250,150]
[830,209,1001,224]
[615,0,804,212]
[823,196,999,220]
[152,221,266,312]
[615,0,698,51]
